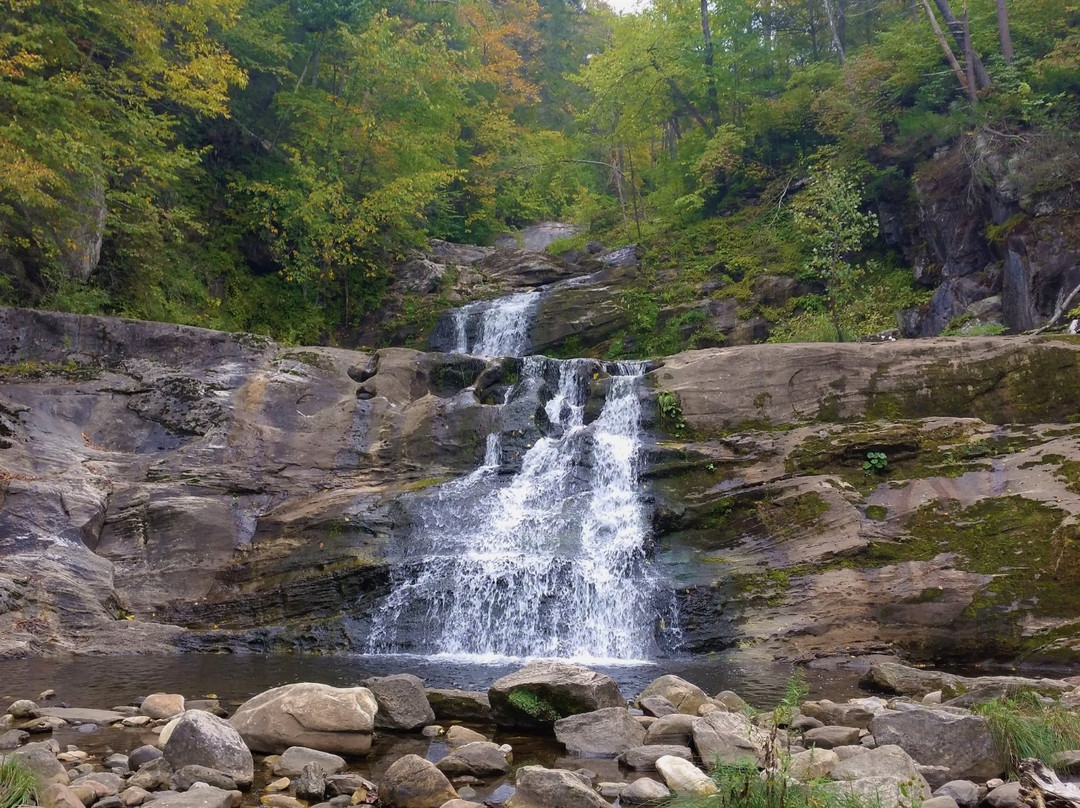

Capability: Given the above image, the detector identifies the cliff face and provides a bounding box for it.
[3,306,1080,666]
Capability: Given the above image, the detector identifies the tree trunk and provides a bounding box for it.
[996,0,1014,63]
[700,0,722,131]
[931,0,991,89]
[963,5,979,107]
[822,0,846,64]
[919,0,970,92]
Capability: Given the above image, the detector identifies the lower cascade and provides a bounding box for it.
[367,356,675,661]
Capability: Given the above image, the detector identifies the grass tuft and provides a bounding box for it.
[0,756,40,808]
[975,691,1080,777]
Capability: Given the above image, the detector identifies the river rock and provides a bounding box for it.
[0,729,28,749]
[655,755,717,796]
[295,763,326,801]
[639,696,677,717]
[149,786,235,808]
[489,662,624,728]
[868,708,1003,781]
[377,754,457,808]
[162,710,252,789]
[934,780,982,807]
[621,744,693,770]
[186,700,228,717]
[620,777,671,804]
[128,758,174,790]
[923,798,961,808]
[273,747,346,777]
[692,710,766,769]
[425,690,492,722]
[440,801,485,808]
[7,700,38,718]
[825,776,929,808]
[554,707,646,757]
[363,674,436,731]
[120,786,152,806]
[171,765,238,791]
[983,782,1024,808]
[504,766,608,808]
[325,773,375,799]
[790,747,840,780]
[142,694,187,720]
[129,745,164,769]
[72,771,125,795]
[803,725,862,748]
[434,742,510,777]
[637,675,712,716]
[643,713,695,746]
[830,744,929,795]
[40,783,84,808]
[7,744,69,786]
[229,683,376,755]
[445,726,488,748]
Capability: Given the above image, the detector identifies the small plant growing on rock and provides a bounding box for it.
[658,390,687,437]
[862,451,888,475]
[0,757,40,808]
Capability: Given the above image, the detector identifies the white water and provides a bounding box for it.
[450,291,539,357]
[366,357,667,661]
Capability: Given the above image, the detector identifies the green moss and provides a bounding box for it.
[506,688,578,722]
[0,358,100,381]
[399,476,452,492]
[866,504,888,521]
[1052,459,1080,494]
[280,350,334,371]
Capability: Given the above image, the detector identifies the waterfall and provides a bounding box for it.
[366,357,668,662]
[445,291,540,357]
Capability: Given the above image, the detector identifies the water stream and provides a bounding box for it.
[368,287,675,661]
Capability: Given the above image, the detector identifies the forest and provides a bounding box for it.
[0,0,1077,347]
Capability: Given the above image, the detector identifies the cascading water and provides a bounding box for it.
[367,290,675,662]
[446,291,539,357]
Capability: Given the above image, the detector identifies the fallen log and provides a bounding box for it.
[1020,758,1080,808]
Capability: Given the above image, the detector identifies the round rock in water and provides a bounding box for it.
[229,683,376,756]
[637,675,711,716]
[163,710,254,789]
[362,674,436,731]
[621,777,671,805]
[504,766,609,808]
[377,754,457,808]
[553,708,646,757]
[141,694,186,720]
[273,747,346,777]
[435,742,510,777]
[488,661,624,728]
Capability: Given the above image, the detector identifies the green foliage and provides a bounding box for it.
[975,692,1080,776]
[862,451,889,474]
[0,757,40,808]
[657,390,687,437]
[506,688,564,721]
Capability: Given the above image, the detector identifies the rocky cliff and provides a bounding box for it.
[3,306,1080,667]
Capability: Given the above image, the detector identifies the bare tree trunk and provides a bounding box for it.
[932,0,992,88]
[920,0,970,92]
[996,0,1014,63]
[822,0,845,64]
[700,0,722,131]
[963,5,979,107]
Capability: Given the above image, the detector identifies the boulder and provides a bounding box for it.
[273,747,346,777]
[127,758,174,790]
[434,742,510,777]
[0,729,28,749]
[229,683,377,756]
[377,755,457,808]
[620,777,671,804]
[692,711,766,770]
[639,696,677,718]
[789,748,840,781]
[445,726,488,748]
[803,726,862,749]
[984,782,1024,808]
[294,763,326,801]
[142,694,187,720]
[554,708,646,757]
[141,786,234,808]
[621,744,693,771]
[363,674,436,731]
[170,765,238,791]
[636,676,712,716]
[489,662,624,728]
[825,776,931,808]
[933,780,982,808]
[868,708,1004,781]
[922,798,960,808]
[7,700,38,718]
[8,744,69,786]
[40,783,84,808]
[129,745,164,769]
[830,744,930,797]
[655,755,717,796]
[425,690,492,722]
[163,710,254,789]
[643,714,696,747]
[504,766,608,808]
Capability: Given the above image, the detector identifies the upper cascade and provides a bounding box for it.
[442,290,540,357]
[366,356,675,661]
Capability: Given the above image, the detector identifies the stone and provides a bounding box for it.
[7,700,38,718]
[830,744,928,790]
[0,729,28,749]
[643,714,695,747]
[825,776,930,808]
[803,726,862,749]
[1051,749,1080,776]
[123,717,153,728]
[36,708,127,725]
[164,710,254,789]
[72,771,124,795]
[8,744,70,786]
[503,766,608,808]
[129,787,234,808]
[445,726,487,748]
[714,691,749,712]
[489,662,625,729]
[637,676,711,716]
[377,755,457,808]
[120,787,152,807]
[41,783,85,808]
[439,801,485,808]
[933,780,982,808]
[186,700,227,717]
[692,711,766,770]
[294,763,326,801]
[639,696,677,718]
[983,782,1023,808]
[922,798,960,808]
[129,745,164,769]
[868,708,1004,781]
[229,684,376,756]
[261,795,304,808]
[141,695,187,720]
[620,777,671,804]
[791,715,824,732]
[363,674,436,731]
[273,747,346,778]
[621,744,693,771]
[21,716,67,733]
[554,707,646,758]
[325,774,375,799]
[264,778,291,792]
[655,755,717,796]
[171,765,238,792]
[425,690,492,722]
[421,726,443,738]
[127,758,174,791]
[434,742,510,777]
[789,748,840,781]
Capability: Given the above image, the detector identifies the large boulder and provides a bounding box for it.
[504,766,609,808]
[655,755,717,796]
[162,710,254,789]
[830,744,930,795]
[868,708,1004,781]
[141,694,186,720]
[377,754,457,808]
[636,675,712,716]
[643,713,696,746]
[425,689,492,722]
[489,662,625,729]
[273,746,346,777]
[434,742,510,777]
[554,707,646,757]
[229,683,376,756]
[692,710,766,770]
[363,674,435,731]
